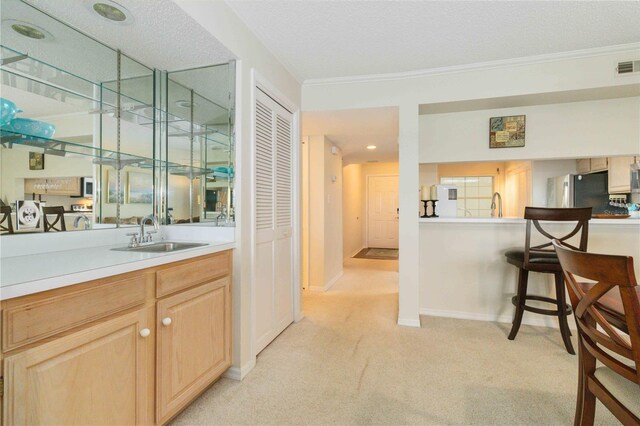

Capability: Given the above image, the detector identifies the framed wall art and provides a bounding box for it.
[489,115,525,148]
[29,152,45,170]
[126,172,153,204]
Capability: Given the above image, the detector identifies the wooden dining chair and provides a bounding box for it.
[553,241,640,426]
[42,206,66,232]
[505,207,592,354]
[0,206,14,234]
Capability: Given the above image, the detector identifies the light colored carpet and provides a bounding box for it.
[171,258,617,425]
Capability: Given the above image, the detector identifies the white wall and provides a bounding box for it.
[420,97,640,164]
[419,221,640,329]
[305,135,343,290]
[308,135,326,288]
[343,163,364,258]
[174,0,302,379]
[324,140,343,286]
[302,46,640,328]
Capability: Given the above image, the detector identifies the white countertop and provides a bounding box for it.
[0,239,235,300]
[419,217,640,225]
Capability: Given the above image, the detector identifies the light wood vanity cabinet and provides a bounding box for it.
[3,307,155,425]
[0,250,232,426]
[156,277,231,423]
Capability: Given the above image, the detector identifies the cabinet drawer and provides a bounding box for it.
[156,251,231,298]
[3,272,150,352]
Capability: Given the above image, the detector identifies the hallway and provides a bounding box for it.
[172,258,615,425]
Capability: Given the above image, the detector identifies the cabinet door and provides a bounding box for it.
[576,159,591,174]
[46,177,81,196]
[608,156,636,194]
[590,157,608,172]
[156,277,231,423]
[3,308,153,425]
[23,178,47,195]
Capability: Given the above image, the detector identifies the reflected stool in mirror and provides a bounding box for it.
[43,206,66,232]
[0,206,14,234]
[505,207,592,354]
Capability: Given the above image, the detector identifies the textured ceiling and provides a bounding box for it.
[226,0,640,81]
[302,107,398,165]
[18,0,235,73]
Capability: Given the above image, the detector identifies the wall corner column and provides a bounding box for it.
[397,103,421,327]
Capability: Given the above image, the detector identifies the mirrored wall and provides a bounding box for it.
[0,0,235,235]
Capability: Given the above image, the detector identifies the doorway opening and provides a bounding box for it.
[301,107,399,297]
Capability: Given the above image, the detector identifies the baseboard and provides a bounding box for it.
[346,246,365,259]
[397,317,421,328]
[308,270,344,292]
[223,358,256,381]
[324,270,343,291]
[418,308,575,330]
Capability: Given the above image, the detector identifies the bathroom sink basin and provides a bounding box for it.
[112,241,208,253]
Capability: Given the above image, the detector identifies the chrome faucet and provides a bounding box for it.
[128,214,158,247]
[73,214,91,230]
[216,206,227,226]
[139,214,159,243]
[491,192,503,218]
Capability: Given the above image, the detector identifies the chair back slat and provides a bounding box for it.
[0,206,14,234]
[43,206,66,232]
[523,207,591,266]
[0,207,13,233]
[554,240,640,385]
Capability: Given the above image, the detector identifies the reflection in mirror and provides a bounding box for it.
[0,0,235,236]
[0,0,155,235]
[165,62,235,226]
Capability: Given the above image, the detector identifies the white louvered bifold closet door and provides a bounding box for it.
[254,88,294,354]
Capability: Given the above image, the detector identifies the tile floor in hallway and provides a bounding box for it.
[172,258,617,425]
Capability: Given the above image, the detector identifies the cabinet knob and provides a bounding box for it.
[139,328,151,337]
[162,317,172,326]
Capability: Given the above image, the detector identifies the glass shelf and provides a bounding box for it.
[0,129,155,168]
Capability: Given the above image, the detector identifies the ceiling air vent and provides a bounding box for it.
[617,60,640,75]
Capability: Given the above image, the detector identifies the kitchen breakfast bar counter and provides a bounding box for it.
[418,217,639,329]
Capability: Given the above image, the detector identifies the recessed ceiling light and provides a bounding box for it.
[366,145,377,150]
[85,0,133,24]
[4,20,53,41]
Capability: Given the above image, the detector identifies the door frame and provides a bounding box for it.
[365,174,399,249]
[249,69,302,362]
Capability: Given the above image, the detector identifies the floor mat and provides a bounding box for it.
[353,247,399,260]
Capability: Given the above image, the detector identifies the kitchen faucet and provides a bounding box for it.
[73,214,91,230]
[491,192,503,218]
[128,214,158,247]
[216,206,227,226]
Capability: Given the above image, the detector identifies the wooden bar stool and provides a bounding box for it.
[554,241,640,425]
[0,206,14,234]
[42,206,66,232]
[505,207,592,354]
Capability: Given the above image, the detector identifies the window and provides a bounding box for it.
[440,176,494,217]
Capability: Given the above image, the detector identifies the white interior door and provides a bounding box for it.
[367,175,399,249]
[254,88,294,354]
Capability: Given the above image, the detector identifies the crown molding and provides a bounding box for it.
[303,42,640,86]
